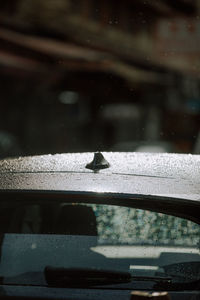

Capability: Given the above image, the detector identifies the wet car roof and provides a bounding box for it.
[0,152,199,201]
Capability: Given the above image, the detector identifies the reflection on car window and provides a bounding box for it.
[0,202,199,286]
[91,205,200,247]
[2,203,199,247]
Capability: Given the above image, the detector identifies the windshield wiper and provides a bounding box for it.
[152,261,200,291]
[161,261,200,282]
[154,279,200,291]
[130,276,171,283]
[45,267,171,287]
[45,266,131,287]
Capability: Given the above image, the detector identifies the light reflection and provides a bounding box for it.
[91,245,200,259]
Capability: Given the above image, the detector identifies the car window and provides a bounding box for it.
[0,201,199,287]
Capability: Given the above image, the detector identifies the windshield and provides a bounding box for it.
[0,200,200,289]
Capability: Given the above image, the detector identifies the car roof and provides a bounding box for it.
[0,152,199,201]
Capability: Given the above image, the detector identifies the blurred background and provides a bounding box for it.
[0,0,200,158]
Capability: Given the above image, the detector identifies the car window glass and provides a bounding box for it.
[0,201,199,286]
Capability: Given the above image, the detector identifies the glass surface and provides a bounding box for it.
[0,201,199,287]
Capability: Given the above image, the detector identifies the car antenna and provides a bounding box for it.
[86,152,110,171]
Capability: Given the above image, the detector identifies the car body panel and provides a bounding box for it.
[1,285,200,300]
[0,152,199,201]
[0,152,200,299]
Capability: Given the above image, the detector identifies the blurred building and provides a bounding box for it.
[0,0,199,156]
